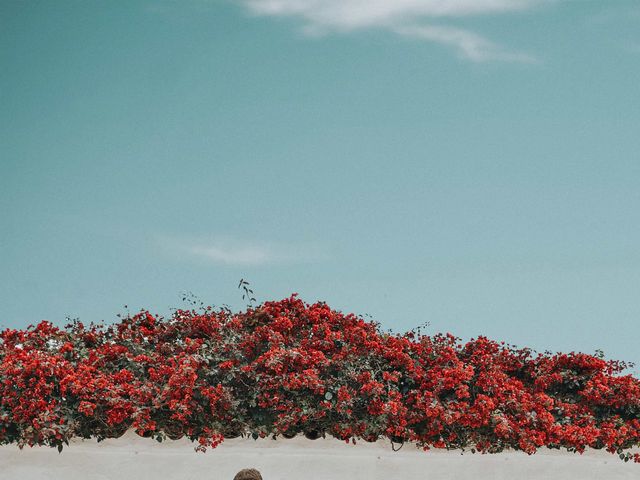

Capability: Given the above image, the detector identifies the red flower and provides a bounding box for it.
[0,296,637,461]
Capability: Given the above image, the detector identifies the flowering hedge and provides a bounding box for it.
[1,295,639,462]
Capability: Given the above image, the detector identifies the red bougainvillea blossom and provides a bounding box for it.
[1,295,638,462]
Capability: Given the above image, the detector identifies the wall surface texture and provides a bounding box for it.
[1,433,638,480]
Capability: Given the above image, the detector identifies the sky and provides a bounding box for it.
[1,1,639,370]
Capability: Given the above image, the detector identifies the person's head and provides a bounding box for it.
[233,468,263,480]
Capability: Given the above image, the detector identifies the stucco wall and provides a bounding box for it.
[1,432,638,480]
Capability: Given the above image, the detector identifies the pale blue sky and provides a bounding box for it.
[1,1,639,370]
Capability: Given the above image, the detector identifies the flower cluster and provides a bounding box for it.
[1,295,638,462]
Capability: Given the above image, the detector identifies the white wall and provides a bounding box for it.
[1,432,638,480]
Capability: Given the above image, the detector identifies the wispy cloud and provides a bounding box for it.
[188,244,274,265]
[393,25,538,63]
[158,236,328,266]
[238,0,545,62]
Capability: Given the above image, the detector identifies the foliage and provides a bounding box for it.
[0,295,639,462]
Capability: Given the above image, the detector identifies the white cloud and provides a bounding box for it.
[189,244,274,265]
[159,236,328,266]
[393,25,538,63]
[238,0,544,62]
[243,0,540,28]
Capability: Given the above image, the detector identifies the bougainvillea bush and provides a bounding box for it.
[1,295,639,462]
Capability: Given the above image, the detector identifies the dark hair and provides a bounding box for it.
[233,468,263,480]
